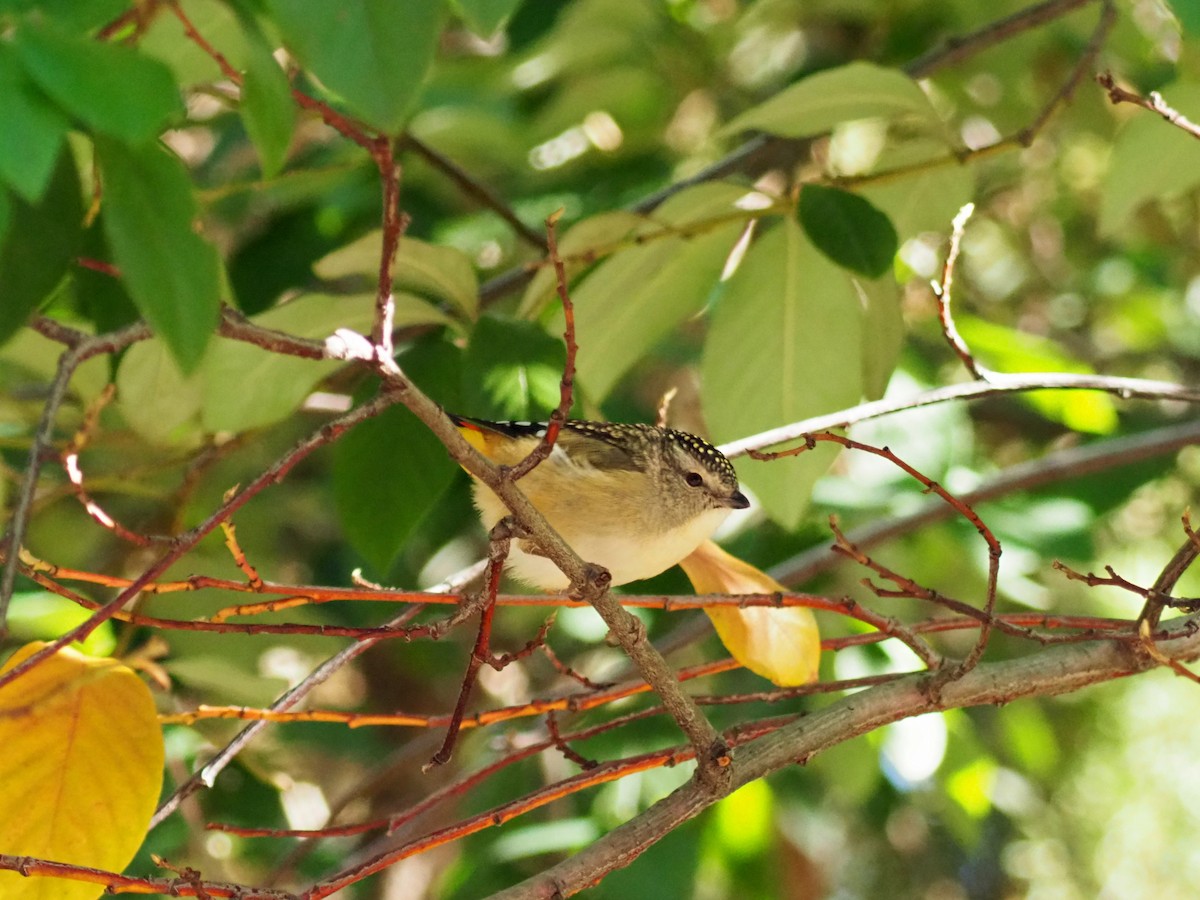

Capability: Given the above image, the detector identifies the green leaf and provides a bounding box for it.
[0,151,83,347]
[0,190,10,246]
[95,137,221,373]
[721,61,941,139]
[857,141,976,241]
[138,0,249,86]
[451,0,524,37]
[1099,82,1200,236]
[518,210,643,319]
[239,26,296,178]
[0,46,68,203]
[704,219,863,528]
[856,275,904,400]
[462,315,566,420]
[1175,1,1200,36]
[1,0,129,32]
[201,293,388,433]
[114,339,206,446]
[269,0,445,133]
[562,182,749,400]
[315,232,478,320]
[798,184,897,277]
[115,292,451,441]
[14,22,182,142]
[6,592,116,657]
[954,317,1118,434]
[332,336,462,571]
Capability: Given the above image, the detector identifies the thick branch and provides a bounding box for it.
[489,614,1200,898]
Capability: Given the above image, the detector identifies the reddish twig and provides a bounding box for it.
[0,854,291,900]
[75,256,121,278]
[752,433,1003,676]
[427,519,514,768]
[772,420,1200,586]
[542,641,614,690]
[400,134,547,250]
[371,145,409,351]
[1057,518,1200,680]
[220,520,264,590]
[505,209,578,482]
[833,589,943,670]
[59,384,169,547]
[547,709,598,769]
[1,319,153,635]
[0,390,405,693]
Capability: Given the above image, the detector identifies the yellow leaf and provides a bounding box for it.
[680,541,821,687]
[0,642,164,899]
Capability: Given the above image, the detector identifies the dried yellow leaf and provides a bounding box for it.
[680,541,821,687]
[0,642,164,900]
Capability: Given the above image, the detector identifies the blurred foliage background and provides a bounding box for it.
[3,0,1200,897]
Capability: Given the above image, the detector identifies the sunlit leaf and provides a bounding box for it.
[721,61,941,138]
[518,210,643,318]
[138,0,249,86]
[955,317,1118,434]
[704,219,863,528]
[200,293,383,433]
[560,182,748,400]
[269,0,444,133]
[239,25,296,178]
[6,593,116,657]
[114,338,206,446]
[1099,82,1200,236]
[463,315,567,420]
[0,642,163,900]
[857,275,904,400]
[680,540,821,686]
[14,22,182,142]
[315,232,478,320]
[857,142,976,240]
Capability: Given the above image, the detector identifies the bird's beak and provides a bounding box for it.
[727,491,750,510]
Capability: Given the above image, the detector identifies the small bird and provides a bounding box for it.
[450,414,750,591]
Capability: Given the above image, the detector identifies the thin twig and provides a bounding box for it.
[427,520,512,768]
[1098,71,1200,141]
[752,433,1003,675]
[0,391,404,695]
[933,202,989,380]
[772,420,1200,586]
[400,134,548,250]
[906,0,1099,78]
[0,320,153,635]
[505,209,578,482]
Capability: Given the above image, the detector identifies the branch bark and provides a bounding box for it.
[488,612,1200,898]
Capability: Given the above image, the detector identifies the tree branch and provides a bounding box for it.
[489,611,1200,898]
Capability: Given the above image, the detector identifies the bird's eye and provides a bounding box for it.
[685,472,704,487]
